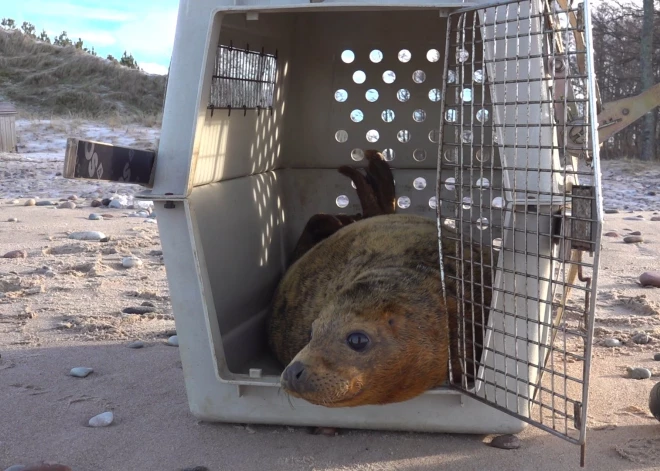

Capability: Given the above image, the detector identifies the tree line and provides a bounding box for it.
[1,18,140,70]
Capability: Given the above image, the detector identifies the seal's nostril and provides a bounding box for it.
[295,368,304,380]
[283,361,306,390]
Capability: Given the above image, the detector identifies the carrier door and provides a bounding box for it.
[435,0,602,466]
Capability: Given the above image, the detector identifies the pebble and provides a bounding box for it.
[122,256,143,268]
[624,235,644,244]
[129,211,150,218]
[35,200,55,206]
[167,335,179,347]
[604,209,620,214]
[9,199,19,204]
[68,195,78,201]
[603,231,618,237]
[604,338,622,347]
[109,199,123,209]
[122,306,157,314]
[70,367,94,378]
[57,201,76,209]
[640,272,660,288]
[7,217,18,222]
[88,411,114,427]
[91,199,102,207]
[68,231,106,241]
[24,199,36,206]
[629,231,642,236]
[624,216,642,221]
[632,333,651,345]
[489,434,521,450]
[150,250,163,256]
[88,213,103,220]
[650,382,660,421]
[654,353,660,361]
[101,198,111,206]
[628,367,652,380]
[127,340,145,349]
[3,250,27,259]
[141,301,156,307]
[652,216,660,221]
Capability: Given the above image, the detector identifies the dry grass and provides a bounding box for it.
[0,29,166,126]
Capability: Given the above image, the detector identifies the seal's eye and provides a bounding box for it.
[346,332,370,352]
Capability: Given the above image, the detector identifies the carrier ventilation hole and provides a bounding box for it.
[341,50,355,64]
[382,110,395,123]
[398,49,411,63]
[336,195,349,208]
[366,89,379,102]
[350,110,364,122]
[353,71,366,84]
[456,49,469,63]
[413,149,427,162]
[382,148,395,161]
[370,50,383,63]
[413,109,426,122]
[444,148,458,163]
[397,196,411,209]
[461,89,472,102]
[474,69,485,83]
[476,217,489,230]
[476,177,490,189]
[462,197,472,210]
[461,131,473,144]
[445,109,457,123]
[351,148,364,161]
[444,177,456,191]
[444,218,456,229]
[429,196,438,209]
[383,71,396,84]
[476,109,490,123]
[335,130,348,143]
[476,149,491,162]
[413,177,426,190]
[335,89,348,102]
[448,70,456,83]
[492,196,504,209]
[493,237,502,251]
[397,89,411,102]
[428,89,442,102]
[413,70,426,84]
[366,130,380,143]
[428,130,440,144]
[427,49,441,62]
[351,181,357,189]
[397,130,411,143]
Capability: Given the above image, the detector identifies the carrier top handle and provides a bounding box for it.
[63,138,157,188]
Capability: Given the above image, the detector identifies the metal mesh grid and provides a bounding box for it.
[208,42,278,112]
[436,0,602,458]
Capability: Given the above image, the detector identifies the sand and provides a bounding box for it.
[1,119,660,471]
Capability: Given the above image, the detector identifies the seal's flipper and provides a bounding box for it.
[337,165,382,218]
[364,150,396,215]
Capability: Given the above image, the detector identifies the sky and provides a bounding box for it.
[2,0,179,75]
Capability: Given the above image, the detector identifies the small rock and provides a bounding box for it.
[68,195,78,201]
[149,250,163,256]
[624,235,644,244]
[122,306,157,314]
[604,338,622,348]
[167,335,179,347]
[651,216,660,222]
[91,199,102,207]
[604,209,620,214]
[57,201,76,209]
[649,191,658,196]
[3,249,27,259]
[629,231,642,236]
[141,301,156,307]
[640,272,660,288]
[24,199,36,206]
[68,231,106,241]
[109,200,123,209]
[9,199,19,204]
[35,200,55,206]
[127,340,145,349]
[89,213,103,220]
[632,333,651,345]
[7,217,18,222]
[55,171,63,176]
[628,367,652,380]
[122,256,143,268]
[129,211,150,218]
[489,434,521,450]
[101,198,111,206]
[70,367,94,378]
[603,231,619,237]
[88,411,113,427]
[654,353,660,361]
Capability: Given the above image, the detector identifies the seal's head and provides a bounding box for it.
[279,271,449,407]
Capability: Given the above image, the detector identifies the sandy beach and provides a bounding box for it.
[2,118,660,471]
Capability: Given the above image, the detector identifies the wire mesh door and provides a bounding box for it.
[435,0,603,465]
